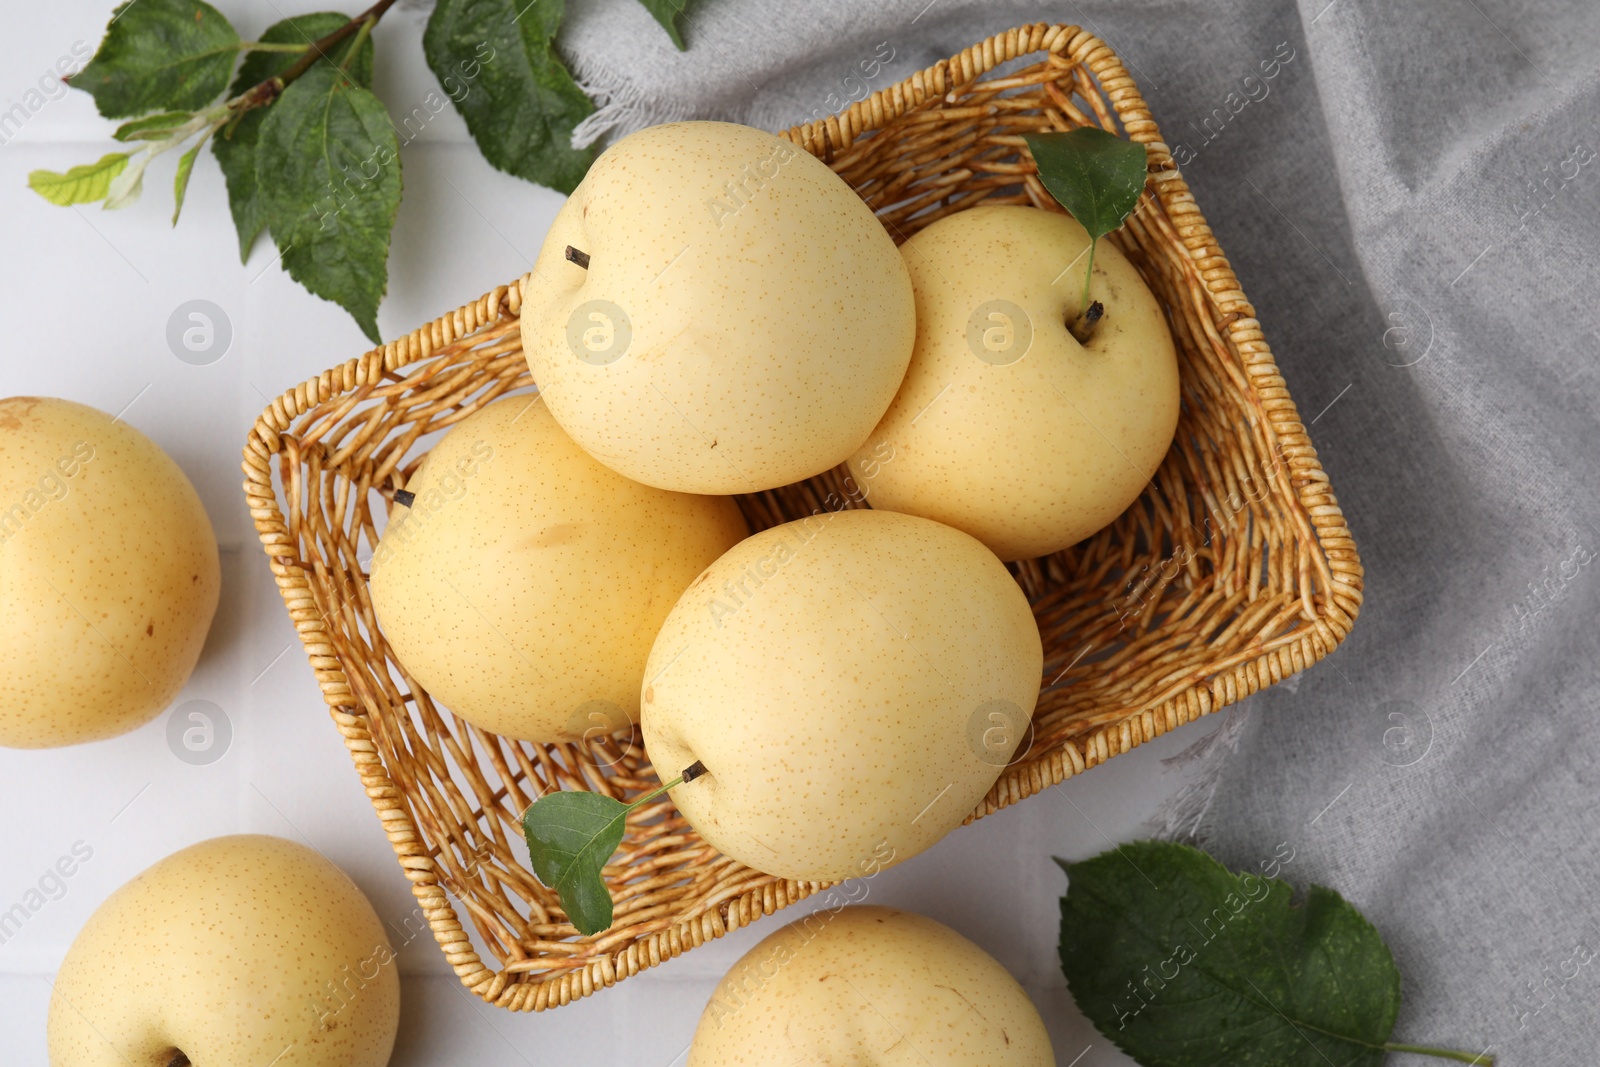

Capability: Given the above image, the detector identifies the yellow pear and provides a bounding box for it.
[689,905,1055,1065]
[521,120,915,494]
[847,204,1180,562]
[0,397,219,748]
[642,508,1041,882]
[370,395,747,743]
[47,835,399,1067]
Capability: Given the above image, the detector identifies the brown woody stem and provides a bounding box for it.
[565,245,591,269]
[226,0,400,118]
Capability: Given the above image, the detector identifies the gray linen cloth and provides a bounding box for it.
[558,0,1600,1059]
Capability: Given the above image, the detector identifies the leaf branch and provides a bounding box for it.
[1025,127,1147,345]
[1057,842,1495,1067]
[523,761,708,937]
[227,0,399,118]
[37,0,693,343]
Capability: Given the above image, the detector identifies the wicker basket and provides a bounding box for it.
[242,23,1361,1012]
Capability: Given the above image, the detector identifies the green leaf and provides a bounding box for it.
[235,12,374,90]
[104,145,156,210]
[27,153,131,206]
[522,790,632,937]
[424,0,597,195]
[72,0,240,119]
[633,0,693,50]
[113,111,194,141]
[1025,127,1147,242]
[256,63,400,343]
[1026,128,1147,314]
[1058,841,1493,1067]
[519,770,694,938]
[172,138,204,224]
[213,12,374,262]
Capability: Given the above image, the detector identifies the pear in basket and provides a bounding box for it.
[520,120,915,495]
[642,508,1042,883]
[848,204,1180,562]
[370,395,746,744]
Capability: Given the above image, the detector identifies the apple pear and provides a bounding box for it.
[521,120,916,494]
[370,395,747,743]
[642,508,1041,882]
[846,204,1180,562]
[47,835,399,1067]
[689,905,1055,1065]
[0,397,219,749]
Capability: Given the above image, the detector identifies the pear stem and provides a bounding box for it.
[1080,236,1098,315]
[1069,300,1104,343]
[623,762,706,815]
[565,245,590,269]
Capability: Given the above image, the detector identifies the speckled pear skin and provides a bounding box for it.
[847,205,1181,562]
[369,395,748,743]
[521,120,916,495]
[47,835,399,1067]
[688,906,1055,1066]
[642,508,1042,883]
[0,396,219,749]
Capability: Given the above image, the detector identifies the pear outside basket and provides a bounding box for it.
[242,23,1363,1012]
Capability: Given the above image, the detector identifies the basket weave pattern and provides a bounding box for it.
[243,23,1362,1011]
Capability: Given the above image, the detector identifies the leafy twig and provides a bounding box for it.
[226,0,399,118]
[1025,127,1147,344]
[522,761,707,937]
[1057,841,1494,1067]
[31,0,692,337]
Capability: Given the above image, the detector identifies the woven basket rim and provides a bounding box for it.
[241,21,1363,1012]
